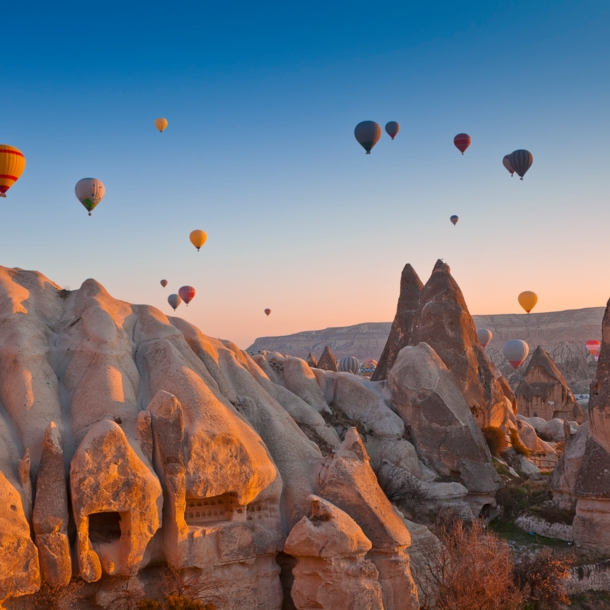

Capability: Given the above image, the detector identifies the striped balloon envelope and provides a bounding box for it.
[586,340,601,361]
[179,286,196,305]
[503,340,529,369]
[509,149,533,180]
[453,133,471,154]
[0,145,26,197]
[339,356,360,375]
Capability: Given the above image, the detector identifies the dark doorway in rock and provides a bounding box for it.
[89,512,122,544]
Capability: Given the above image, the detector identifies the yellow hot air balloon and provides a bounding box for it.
[189,230,207,251]
[155,118,168,132]
[0,145,26,197]
[518,291,538,314]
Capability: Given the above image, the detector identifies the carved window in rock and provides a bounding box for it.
[246,500,278,522]
[184,492,246,526]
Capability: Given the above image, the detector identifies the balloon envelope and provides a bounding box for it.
[160,279,168,288]
[75,178,105,215]
[385,121,400,140]
[189,230,207,251]
[453,133,471,154]
[168,294,182,311]
[0,145,26,197]
[502,155,515,176]
[179,285,196,305]
[503,340,529,369]
[264,308,271,316]
[450,215,459,225]
[509,149,533,180]
[154,118,168,132]
[518,291,538,314]
[586,340,601,361]
[339,356,360,374]
[477,328,493,348]
[354,121,382,154]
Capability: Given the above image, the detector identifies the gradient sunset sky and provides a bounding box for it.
[2,1,610,347]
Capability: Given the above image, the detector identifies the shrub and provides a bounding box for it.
[513,549,572,609]
[510,429,531,458]
[420,515,526,609]
[483,426,509,456]
[375,460,431,515]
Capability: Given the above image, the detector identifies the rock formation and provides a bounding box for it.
[409,260,515,430]
[305,352,318,368]
[515,346,585,422]
[317,346,338,372]
[285,495,384,610]
[372,264,423,382]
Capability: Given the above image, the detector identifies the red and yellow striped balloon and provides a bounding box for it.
[0,145,26,197]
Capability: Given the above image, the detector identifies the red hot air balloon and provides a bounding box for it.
[179,285,196,306]
[586,340,601,361]
[453,133,471,155]
[264,308,271,316]
[503,340,529,369]
[503,155,515,177]
[160,279,168,288]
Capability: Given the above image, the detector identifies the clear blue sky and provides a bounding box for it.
[2,1,610,347]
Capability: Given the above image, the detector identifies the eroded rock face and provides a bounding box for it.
[372,264,423,382]
[515,346,585,422]
[409,260,512,429]
[285,495,383,610]
[318,429,419,610]
[317,346,338,372]
[385,343,500,500]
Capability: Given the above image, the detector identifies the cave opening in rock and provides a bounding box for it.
[88,511,122,544]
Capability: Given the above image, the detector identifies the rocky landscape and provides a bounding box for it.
[1,261,610,608]
[249,307,603,394]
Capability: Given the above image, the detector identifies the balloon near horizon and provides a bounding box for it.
[518,291,538,314]
[477,328,493,348]
[586,340,601,362]
[503,339,529,368]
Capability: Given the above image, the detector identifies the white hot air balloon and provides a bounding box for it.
[477,328,493,348]
[503,340,529,369]
[75,178,105,216]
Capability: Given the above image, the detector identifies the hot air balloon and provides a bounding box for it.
[360,359,378,378]
[168,294,182,311]
[160,280,168,288]
[0,145,26,197]
[477,328,493,348]
[339,356,360,374]
[509,150,533,180]
[450,215,459,226]
[586,340,601,361]
[75,178,105,216]
[179,285,196,305]
[264,308,271,316]
[189,230,207,251]
[503,340,529,369]
[453,133,471,155]
[518,291,538,314]
[154,118,168,132]
[385,121,400,140]
[354,121,382,154]
[502,155,515,177]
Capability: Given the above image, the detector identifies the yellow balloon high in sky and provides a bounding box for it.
[518,291,538,314]
[154,118,168,132]
[190,230,207,251]
[0,145,26,197]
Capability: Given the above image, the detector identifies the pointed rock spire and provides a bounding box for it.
[306,352,318,368]
[409,260,510,428]
[372,263,423,382]
[317,346,338,372]
[516,346,584,422]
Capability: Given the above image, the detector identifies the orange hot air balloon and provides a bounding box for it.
[189,230,207,251]
[160,279,168,288]
[179,285,196,305]
[154,118,168,132]
[518,291,538,314]
[264,308,271,316]
[0,145,26,197]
